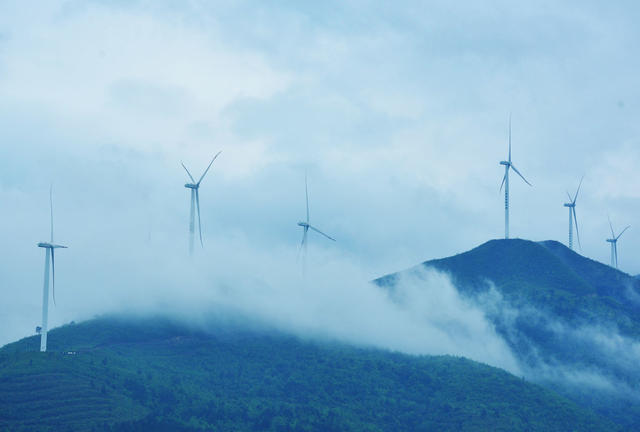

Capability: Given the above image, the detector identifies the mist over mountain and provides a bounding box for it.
[2,238,639,430]
[2,2,640,430]
[376,238,640,427]
[0,315,619,432]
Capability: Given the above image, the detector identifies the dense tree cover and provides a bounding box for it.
[378,239,640,333]
[0,317,617,431]
[375,238,640,428]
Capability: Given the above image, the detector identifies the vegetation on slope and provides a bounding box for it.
[375,238,640,428]
[0,316,617,432]
[379,239,640,334]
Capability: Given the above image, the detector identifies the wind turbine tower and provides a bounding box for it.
[181,151,221,255]
[606,218,630,269]
[564,177,583,250]
[297,174,335,275]
[499,115,532,239]
[37,187,67,352]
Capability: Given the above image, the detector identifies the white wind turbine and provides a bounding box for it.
[181,151,221,254]
[298,175,335,274]
[606,217,630,269]
[36,187,67,352]
[564,177,583,250]
[499,115,532,239]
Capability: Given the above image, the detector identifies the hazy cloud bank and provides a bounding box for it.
[475,284,640,399]
[2,0,640,394]
[48,236,522,373]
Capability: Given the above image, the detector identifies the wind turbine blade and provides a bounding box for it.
[190,190,195,231]
[566,191,572,202]
[189,190,195,254]
[573,176,584,203]
[508,113,512,163]
[298,227,309,274]
[608,216,615,238]
[499,171,507,192]
[197,151,222,185]
[573,208,581,250]
[181,163,195,183]
[305,174,309,223]
[51,248,56,306]
[308,225,336,241]
[299,227,308,249]
[616,225,631,240]
[196,189,203,247]
[510,164,532,186]
[49,185,54,243]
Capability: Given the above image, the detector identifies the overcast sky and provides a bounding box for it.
[1,1,640,348]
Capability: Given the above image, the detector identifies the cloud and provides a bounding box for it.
[592,142,640,200]
[2,0,640,274]
[2,225,521,374]
[1,0,640,383]
[0,0,289,164]
[475,284,640,400]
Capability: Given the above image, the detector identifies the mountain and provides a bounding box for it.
[377,239,640,331]
[0,316,617,432]
[375,239,640,428]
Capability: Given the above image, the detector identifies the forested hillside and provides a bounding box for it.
[0,316,616,432]
[376,239,640,428]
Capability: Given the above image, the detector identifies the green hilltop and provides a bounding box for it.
[375,238,640,429]
[378,239,640,331]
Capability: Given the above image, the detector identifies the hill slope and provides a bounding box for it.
[0,316,617,432]
[375,239,640,428]
[378,239,640,333]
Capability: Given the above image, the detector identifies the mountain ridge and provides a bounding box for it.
[377,239,640,333]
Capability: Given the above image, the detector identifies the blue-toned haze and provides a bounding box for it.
[0,0,639,369]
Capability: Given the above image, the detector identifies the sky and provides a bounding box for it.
[1,1,640,355]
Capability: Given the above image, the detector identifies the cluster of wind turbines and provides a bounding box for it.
[498,116,631,269]
[35,153,336,352]
[181,153,335,258]
[33,116,634,353]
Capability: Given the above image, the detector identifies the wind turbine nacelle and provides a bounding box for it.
[298,222,308,228]
[499,161,510,166]
[184,183,198,189]
[606,239,615,243]
[564,203,574,207]
[38,242,67,249]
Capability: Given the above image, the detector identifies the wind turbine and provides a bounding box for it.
[563,177,583,250]
[181,151,221,254]
[499,114,532,239]
[297,174,335,273]
[606,217,630,269]
[37,187,67,352]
